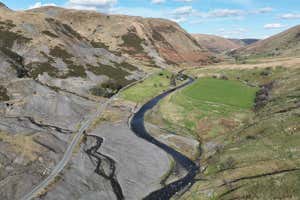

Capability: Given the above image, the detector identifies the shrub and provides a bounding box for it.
[91,80,122,98]
[26,62,59,79]
[121,32,144,53]
[219,156,236,171]
[0,86,9,101]
[91,40,109,49]
[42,30,58,38]
[49,46,73,60]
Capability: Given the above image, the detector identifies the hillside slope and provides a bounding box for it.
[192,34,242,54]
[0,3,196,199]
[231,25,300,58]
[0,5,147,98]
[30,6,214,67]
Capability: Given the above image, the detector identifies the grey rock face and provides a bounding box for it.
[92,123,171,200]
[39,103,171,200]
[0,75,100,200]
[4,79,98,131]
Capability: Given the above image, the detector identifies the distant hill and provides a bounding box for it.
[229,38,259,46]
[192,34,242,54]
[231,25,300,58]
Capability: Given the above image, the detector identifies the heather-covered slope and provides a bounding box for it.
[0,6,145,98]
[31,6,214,67]
[231,25,300,58]
[193,34,242,54]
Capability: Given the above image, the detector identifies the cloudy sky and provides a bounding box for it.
[2,0,300,39]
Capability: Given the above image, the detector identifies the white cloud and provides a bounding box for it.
[29,2,57,9]
[69,0,117,6]
[280,13,300,19]
[172,6,193,15]
[264,23,285,29]
[216,0,253,7]
[255,7,273,14]
[151,0,165,4]
[110,6,168,18]
[171,16,188,23]
[194,7,274,20]
[208,9,244,18]
[66,0,117,11]
[218,27,247,38]
[171,6,194,23]
[67,4,97,10]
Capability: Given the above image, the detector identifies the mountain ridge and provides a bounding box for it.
[231,25,300,58]
[30,6,214,67]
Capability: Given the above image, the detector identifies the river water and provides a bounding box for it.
[130,78,200,200]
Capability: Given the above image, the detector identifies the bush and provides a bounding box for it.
[0,86,9,101]
[219,156,236,171]
[91,40,109,49]
[121,32,144,53]
[91,80,122,98]
[42,30,58,38]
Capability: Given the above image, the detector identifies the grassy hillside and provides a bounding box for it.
[144,64,300,199]
[231,25,300,59]
[120,70,173,103]
[179,66,300,200]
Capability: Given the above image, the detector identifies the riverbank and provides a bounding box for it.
[146,65,300,200]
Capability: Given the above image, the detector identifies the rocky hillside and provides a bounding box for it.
[1,4,150,98]
[0,4,215,100]
[231,25,300,58]
[30,6,214,67]
[0,3,214,199]
[192,34,242,54]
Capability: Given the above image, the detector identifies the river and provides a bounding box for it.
[130,78,199,200]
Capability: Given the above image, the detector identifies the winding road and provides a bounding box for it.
[130,77,199,200]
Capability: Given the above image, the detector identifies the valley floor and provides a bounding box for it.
[1,55,299,200]
[142,57,300,199]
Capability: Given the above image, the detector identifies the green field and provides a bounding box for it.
[146,77,258,139]
[120,70,173,103]
[182,78,257,109]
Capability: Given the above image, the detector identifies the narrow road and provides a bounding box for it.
[130,78,199,200]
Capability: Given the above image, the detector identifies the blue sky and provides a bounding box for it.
[2,0,300,39]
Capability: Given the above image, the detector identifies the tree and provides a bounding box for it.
[170,74,176,87]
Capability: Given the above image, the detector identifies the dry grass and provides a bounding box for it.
[0,132,42,161]
[191,56,300,71]
[178,66,300,200]
[89,108,124,131]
